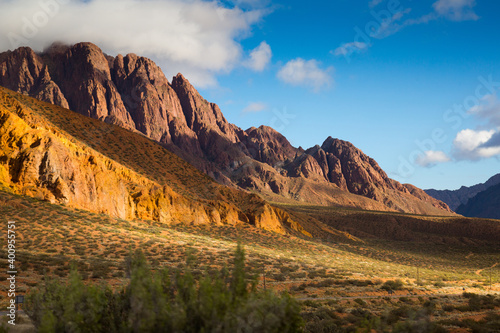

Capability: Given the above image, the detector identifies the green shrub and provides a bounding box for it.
[399,296,412,304]
[442,304,455,312]
[25,244,303,332]
[381,279,404,291]
[434,281,446,288]
[393,318,446,333]
[354,298,367,307]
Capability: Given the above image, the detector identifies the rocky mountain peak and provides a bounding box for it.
[66,42,112,79]
[0,46,43,93]
[171,73,236,141]
[244,125,297,165]
[0,43,453,216]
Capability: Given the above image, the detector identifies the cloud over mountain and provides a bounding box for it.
[0,0,266,87]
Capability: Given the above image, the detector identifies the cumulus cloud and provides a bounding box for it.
[244,41,272,71]
[333,42,369,57]
[416,150,451,167]
[480,131,500,149]
[453,129,500,160]
[242,102,267,113]
[277,58,333,92]
[444,94,500,162]
[432,0,479,21]
[0,0,266,87]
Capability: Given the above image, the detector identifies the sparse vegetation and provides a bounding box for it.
[381,279,404,291]
[0,187,499,331]
[26,246,303,332]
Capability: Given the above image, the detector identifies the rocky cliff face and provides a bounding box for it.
[0,87,310,236]
[0,42,452,215]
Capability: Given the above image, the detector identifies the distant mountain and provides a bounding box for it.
[456,183,500,219]
[0,42,452,215]
[425,174,500,211]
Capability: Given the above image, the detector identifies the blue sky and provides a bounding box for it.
[200,0,500,190]
[0,0,499,190]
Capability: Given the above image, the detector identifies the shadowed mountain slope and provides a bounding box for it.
[456,183,500,219]
[426,174,500,211]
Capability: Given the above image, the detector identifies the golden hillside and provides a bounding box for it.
[0,86,308,236]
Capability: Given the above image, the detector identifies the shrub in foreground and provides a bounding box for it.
[25,245,303,332]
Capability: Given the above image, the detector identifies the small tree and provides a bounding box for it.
[26,265,108,333]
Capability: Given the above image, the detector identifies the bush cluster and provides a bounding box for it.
[25,245,303,333]
[380,279,404,291]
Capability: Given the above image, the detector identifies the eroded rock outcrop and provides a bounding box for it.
[0,87,307,235]
[0,43,453,215]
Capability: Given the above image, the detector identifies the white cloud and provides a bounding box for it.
[453,129,500,160]
[369,8,412,39]
[242,102,267,113]
[416,150,450,167]
[396,0,478,31]
[432,0,479,21]
[468,94,500,127]
[0,0,267,88]
[277,58,333,92]
[333,42,368,57]
[340,0,479,56]
[244,41,272,71]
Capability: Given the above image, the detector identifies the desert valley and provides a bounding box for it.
[0,40,498,332]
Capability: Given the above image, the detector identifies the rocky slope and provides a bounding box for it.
[0,42,452,215]
[456,183,500,219]
[0,86,309,236]
[426,174,500,211]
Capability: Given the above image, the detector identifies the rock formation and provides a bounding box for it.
[0,42,452,215]
[0,87,310,236]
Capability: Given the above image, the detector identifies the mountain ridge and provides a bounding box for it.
[0,42,452,215]
[0,86,310,236]
[456,182,500,219]
[425,173,500,211]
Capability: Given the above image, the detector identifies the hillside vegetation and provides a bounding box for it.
[0,86,307,236]
[1,189,499,332]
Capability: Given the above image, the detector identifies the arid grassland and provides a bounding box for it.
[1,189,499,332]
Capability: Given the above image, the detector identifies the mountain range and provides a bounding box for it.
[0,42,452,216]
[425,173,500,211]
[456,182,500,219]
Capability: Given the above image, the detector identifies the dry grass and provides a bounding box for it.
[1,87,499,331]
[0,190,498,311]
